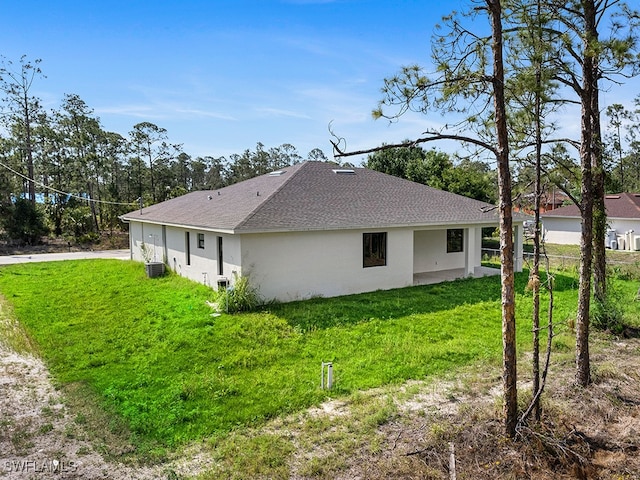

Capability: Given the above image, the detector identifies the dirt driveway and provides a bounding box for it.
[0,250,130,266]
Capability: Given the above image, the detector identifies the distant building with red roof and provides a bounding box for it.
[541,193,640,249]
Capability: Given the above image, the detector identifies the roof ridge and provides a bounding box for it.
[624,192,640,212]
[233,161,309,231]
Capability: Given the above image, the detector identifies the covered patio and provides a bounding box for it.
[413,266,501,286]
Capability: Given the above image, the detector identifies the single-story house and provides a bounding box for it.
[516,188,570,213]
[120,161,525,302]
[541,193,640,250]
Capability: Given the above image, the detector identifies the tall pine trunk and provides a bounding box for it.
[532,65,543,421]
[575,0,598,388]
[488,0,518,437]
[592,94,606,305]
[23,90,36,204]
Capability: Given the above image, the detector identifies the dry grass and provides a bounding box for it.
[188,334,640,479]
[320,335,640,480]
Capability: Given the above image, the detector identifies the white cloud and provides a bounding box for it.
[175,108,237,121]
[96,104,161,119]
[254,107,312,119]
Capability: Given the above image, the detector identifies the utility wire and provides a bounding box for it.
[0,160,138,206]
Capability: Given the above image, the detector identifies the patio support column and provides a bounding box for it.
[513,225,523,272]
[162,225,168,264]
[464,227,475,276]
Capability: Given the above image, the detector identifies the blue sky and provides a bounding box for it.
[2,1,639,164]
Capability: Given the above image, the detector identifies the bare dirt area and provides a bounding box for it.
[330,337,640,480]
[0,299,206,480]
[0,340,222,480]
[0,322,161,479]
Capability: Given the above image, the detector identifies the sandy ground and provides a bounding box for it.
[0,343,165,480]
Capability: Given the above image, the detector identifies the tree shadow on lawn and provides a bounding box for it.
[269,270,577,332]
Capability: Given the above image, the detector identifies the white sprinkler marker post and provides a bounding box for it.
[321,362,333,389]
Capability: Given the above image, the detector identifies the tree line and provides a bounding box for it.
[0,56,329,244]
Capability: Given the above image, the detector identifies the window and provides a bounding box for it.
[447,229,464,253]
[198,233,205,249]
[185,232,191,265]
[217,236,223,276]
[363,232,387,267]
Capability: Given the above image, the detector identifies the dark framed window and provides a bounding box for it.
[363,232,387,267]
[197,233,205,249]
[446,229,464,253]
[185,232,191,265]
[217,236,223,276]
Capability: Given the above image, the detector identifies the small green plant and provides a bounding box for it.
[140,241,152,263]
[591,287,625,334]
[39,423,54,434]
[218,273,262,313]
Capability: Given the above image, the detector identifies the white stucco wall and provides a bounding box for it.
[542,217,582,245]
[127,221,242,289]
[413,226,488,276]
[129,222,165,263]
[542,216,640,249]
[127,220,515,302]
[165,228,242,288]
[469,226,485,273]
[240,228,415,302]
[413,229,466,273]
[608,219,640,238]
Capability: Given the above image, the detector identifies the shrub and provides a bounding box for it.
[60,203,97,242]
[591,291,624,334]
[140,241,153,263]
[0,198,48,244]
[218,273,262,313]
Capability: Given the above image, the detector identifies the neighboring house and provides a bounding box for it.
[541,193,640,249]
[120,161,525,302]
[516,189,571,214]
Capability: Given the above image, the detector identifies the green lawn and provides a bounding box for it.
[0,259,637,449]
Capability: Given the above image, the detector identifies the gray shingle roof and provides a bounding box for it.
[120,161,506,233]
[541,193,640,219]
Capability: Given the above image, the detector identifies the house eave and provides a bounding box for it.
[233,219,508,235]
[121,216,237,235]
[541,214,579,219]
[607,216,640,221]
[121,215,515,236]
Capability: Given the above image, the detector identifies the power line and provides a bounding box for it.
[0,160,138,206]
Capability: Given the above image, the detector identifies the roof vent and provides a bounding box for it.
[606,195,621,199]
[332,169,355,175]
[269,170,287,176]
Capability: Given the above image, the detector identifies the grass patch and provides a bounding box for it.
[203,432,295,480]
[0,293,38,354]
[0,258,638,455]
